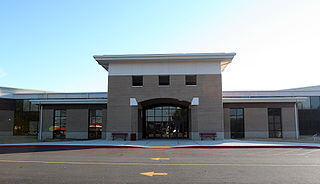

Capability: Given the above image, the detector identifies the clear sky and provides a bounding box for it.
[1,0,319,92]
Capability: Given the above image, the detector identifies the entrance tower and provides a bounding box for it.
[94,53,236,140]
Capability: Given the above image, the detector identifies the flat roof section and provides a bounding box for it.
[223,97,307,103]
[93,52,236,72]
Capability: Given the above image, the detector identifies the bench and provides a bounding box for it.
[199,133,216,140]
[112,133,128,141]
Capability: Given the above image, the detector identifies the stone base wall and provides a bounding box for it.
[0,131,13,136]
[283,131,297,139]
[41,132,53,140]
[66,132,88,139]
[244,131,269,138]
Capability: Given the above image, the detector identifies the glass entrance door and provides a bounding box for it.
[230,108,244,139]
[145,106,188,139]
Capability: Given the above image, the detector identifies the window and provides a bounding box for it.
[159,75,169,86]
[88,109,103,139]
[310,96,320,109]
[53,109,66,139]
[299,97,310,109]
[132,76,143,86]
[185,75,197,85]
[230,108,244,139]
[145,106,188,139]
[268,108,282,138]
[13,100,40,136]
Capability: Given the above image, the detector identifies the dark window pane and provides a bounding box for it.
[53,109,66,139]
[301,97,311,109]
[237,109,244,116]
[185,75,197,85]
[163,109,169,116]
[310,96,320,109]
[96,117,102,124]
[147,116,154,122]
[155,116,162,121]
[132,76,143,86]
[144,106,188,139]
[88,109,103,139]
[90,110,95,117]
[268,108,282,138]
[230,108,244,139]
[155,109,161,116]
[60,110,66,117]
[146,109,154,116]
[230,109,237,116]
[96,109,102,117]
[90,117,95,124]
[159,75,169,85]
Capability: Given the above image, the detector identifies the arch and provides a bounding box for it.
[139,98,190,109]
[139,98,190,139]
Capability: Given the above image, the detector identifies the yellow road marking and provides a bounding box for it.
[0,159,320,167]
[150,146,172,148]
[151,158,170,161]
[140,171,168,176]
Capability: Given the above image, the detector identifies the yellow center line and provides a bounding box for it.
[151,158,170,161]
[150,146,172,149]
[0,159,319,167]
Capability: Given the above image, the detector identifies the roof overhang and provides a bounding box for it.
[30,99,107,105]
[223,97,307,103]
[93,53,236,72]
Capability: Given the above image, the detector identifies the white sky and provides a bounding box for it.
[220,1,320,91]
[0,0,319,92]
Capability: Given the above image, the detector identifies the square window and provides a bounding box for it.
[159,75,169,86]
[185,75,197,85]
[132,76,143,86]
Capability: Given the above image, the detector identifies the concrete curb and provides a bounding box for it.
[177,145,320,149]
[0,144,320,149]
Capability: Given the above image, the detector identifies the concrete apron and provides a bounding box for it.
[1,139,320,149]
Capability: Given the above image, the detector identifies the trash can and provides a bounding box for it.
[130,133,136,141]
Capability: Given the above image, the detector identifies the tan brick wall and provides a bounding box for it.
[66,109,88,139]
[282,107,296,138]
[223,108,230,139]
[42,109,54,139]
[223,104,297,139]
[244,108,268,138]
[107,74,223,140]
[41,105,107,140]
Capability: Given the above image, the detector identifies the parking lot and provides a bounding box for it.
[0,147,320,183]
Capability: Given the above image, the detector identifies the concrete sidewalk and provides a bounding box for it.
[1,139,320,148]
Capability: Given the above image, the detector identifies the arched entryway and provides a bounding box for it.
[140,98,190,139]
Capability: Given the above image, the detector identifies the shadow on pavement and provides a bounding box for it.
[0,147,91,154]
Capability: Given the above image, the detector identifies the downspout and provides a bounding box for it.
[294,102,299,139]
[39,103,43,141]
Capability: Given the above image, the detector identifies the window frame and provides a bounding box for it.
[310,96,320,109]
[88,109,103,139]
[268,108,283,138]
[185,75,197,86]
[229,108,244,139]
[132,76,143,87]
[53,109,67,139]
[159,75,170,86]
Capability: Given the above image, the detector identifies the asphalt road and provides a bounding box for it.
[0,147,320,184]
